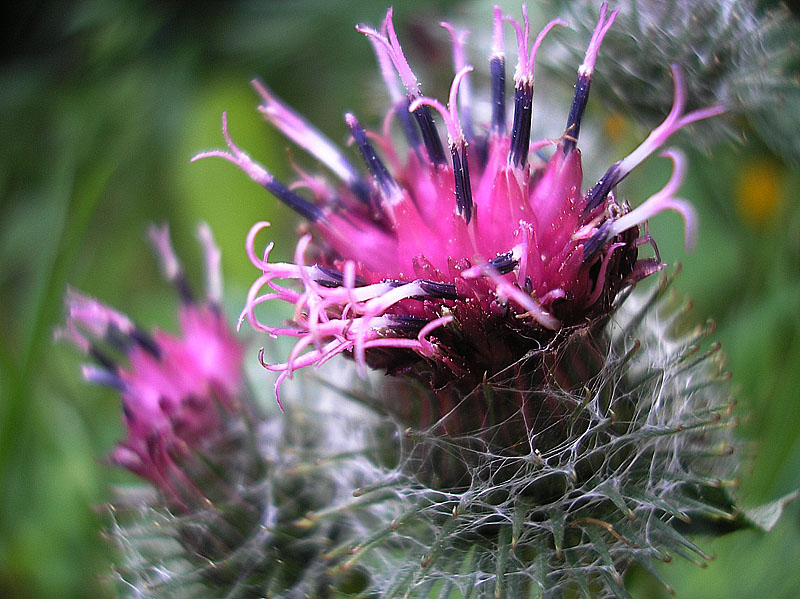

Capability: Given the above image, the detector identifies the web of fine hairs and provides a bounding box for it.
[106,377,389,597]
[320,284,737,597]
[108,281,736,599]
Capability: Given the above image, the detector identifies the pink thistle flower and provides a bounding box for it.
[59,224,244,505]
[195,4,722,404]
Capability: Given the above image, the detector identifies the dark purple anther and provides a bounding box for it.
[509,83,533,168]
[451,143,474,224]
[411,103,447,166]
[262,178,324,222]
[349,178,374,206]
[314,265,367,288]
[131,327,162,359]
[175,277,195,305]
[385,314,430,330]
[583,161,621,215]
[397,99,423,159]
[487,251,518,275]
[582,219,613,259]
[562,73,591,154]
[564,3,617,154]
[490,56,506,135]
[85,366,127,392]
[346,113,397,196]
[417,279,458,299]
[384,278,459,300]
[89,345,118,373]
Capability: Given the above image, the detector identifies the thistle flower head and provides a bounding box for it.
[196,4,722,404]
[194,4,722,404]
[59,224,244,502]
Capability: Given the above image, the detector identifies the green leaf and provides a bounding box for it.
[737,490,799,532]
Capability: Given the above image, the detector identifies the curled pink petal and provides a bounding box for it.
[608,149,698,251]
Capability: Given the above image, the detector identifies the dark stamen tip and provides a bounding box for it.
[89,345,117,372]
[384,278,458,300]
[131,328,162,359]
[312,265,366,288]
[490,55,506,135]
[583,161,621,216]
[105,326,133,354]
[85,367,127,392]
[410,102,447,166]
[263,178,324,222]
[417,279,458,300]
[451,143,473,224]
[563,72,592,154]
[509,83,533,168]
[349,178,373,205]
[397,99,423,157]
[582,220,613,259]
[346,113,397,197]
[472,135,489,168]
[487,251,518,275]
[384,314,430,330]
[175,276,195,306]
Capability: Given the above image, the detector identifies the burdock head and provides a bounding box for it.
[59,225,244,505]
[196,4,722,407]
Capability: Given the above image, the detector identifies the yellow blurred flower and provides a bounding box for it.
[736,159,783,226]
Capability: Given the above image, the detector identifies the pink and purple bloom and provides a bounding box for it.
[196,4,722,406]
[59,225,244,504]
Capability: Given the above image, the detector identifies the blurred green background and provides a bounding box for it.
[1,1,798,597]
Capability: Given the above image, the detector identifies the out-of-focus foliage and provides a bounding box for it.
[1,1,798,597]
[541,0,800,160]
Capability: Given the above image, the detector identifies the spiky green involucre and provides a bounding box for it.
[107,273,748,599]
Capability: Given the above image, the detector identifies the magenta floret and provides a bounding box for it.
[196,4,722,402]
[59,225,244,504]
